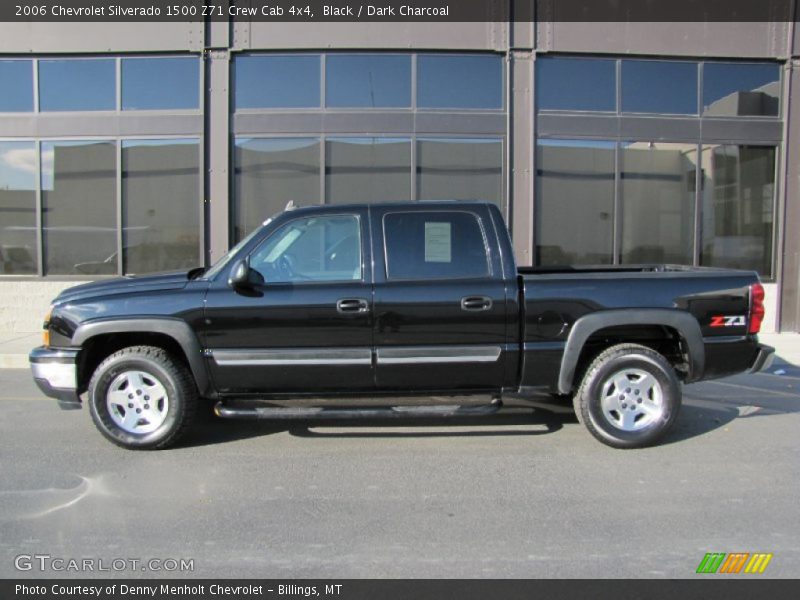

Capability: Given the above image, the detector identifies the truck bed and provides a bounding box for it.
[517,264,762,391]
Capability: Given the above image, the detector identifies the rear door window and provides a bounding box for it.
[383,211,490,280]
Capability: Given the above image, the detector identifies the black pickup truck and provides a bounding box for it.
[30,201,773,450]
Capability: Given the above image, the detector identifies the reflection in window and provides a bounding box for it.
[384,211,490,280]
[41,141,116,275]
[536,57,616,112]
[234,55,320,109]
[251,215,361,283]
[622,60,697,114]
[700,145,775,276]
[326,55,411,108]
[0,61,33,112]
[536,140,615,265]
[620,142,696,264]
[703,63,780,117]
[417,55,503,109]
[0,142,37,274]
[234,138,321,242]
[39,59,116,112]
[122,139,200,274]
[417,138,504,215]
[122,57,200,110]
[326,138,411,204]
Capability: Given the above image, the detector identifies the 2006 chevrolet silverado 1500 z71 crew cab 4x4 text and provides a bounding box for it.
[29,201,774,450]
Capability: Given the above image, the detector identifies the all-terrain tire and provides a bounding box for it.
[87,345,198,450]
[573,343,681,449]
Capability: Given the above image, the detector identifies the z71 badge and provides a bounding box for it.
[710,315,747,327]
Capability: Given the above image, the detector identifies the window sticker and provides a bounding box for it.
[424,221,452,263]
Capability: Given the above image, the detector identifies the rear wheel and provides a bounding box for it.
[88,345,197,450]
[573,343,681,449]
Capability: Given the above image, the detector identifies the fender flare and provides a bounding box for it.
[72,317,212,396]
[558,309,705,394]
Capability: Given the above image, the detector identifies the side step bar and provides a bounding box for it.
[214,398,503,420]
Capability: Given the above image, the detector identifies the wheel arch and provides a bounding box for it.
[558,309,705,395]
[73,318,212,397]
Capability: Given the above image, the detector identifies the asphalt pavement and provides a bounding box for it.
[0,365,798,579]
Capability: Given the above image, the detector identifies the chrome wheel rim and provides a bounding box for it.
[600,368,664,431]
[106,370,169,434]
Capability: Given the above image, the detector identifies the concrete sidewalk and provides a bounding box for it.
[760,332,800,366]
[0,332,39,369]
[3,330,799,370]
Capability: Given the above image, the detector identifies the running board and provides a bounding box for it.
[214,398,503,420]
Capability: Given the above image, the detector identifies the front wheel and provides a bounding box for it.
[573,343,681,449]
[88,345,197,450]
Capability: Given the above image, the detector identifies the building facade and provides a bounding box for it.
[1,15,799,332]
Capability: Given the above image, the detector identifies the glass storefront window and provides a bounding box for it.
[39,59,116,112]
[41,141,117,275]
[703,63,780,117]
[122,57,200,111]
[0,141,37,274]
[536,57,616,112]
[417,138,504,215]
[417,54,503,109]
[234,138,321,242]
[535,139,615,265]
[535,54,782,276]
[235,52,503,111]
[234,55,320,109]
[700,145,775,276]
[122,139,200,274]
[621,60,698,115]
[326,55,411,108]
[326,138,412,204]
[620,142,696,264]
[0,60,33,112]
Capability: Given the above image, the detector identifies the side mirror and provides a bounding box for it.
[228,258,249,288]
[228,258,263,289]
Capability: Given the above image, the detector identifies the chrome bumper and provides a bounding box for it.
[29,346,81,409]
[748,344,775,374]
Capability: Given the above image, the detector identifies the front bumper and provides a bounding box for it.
[29,346,81,409]
[748,343,775,374]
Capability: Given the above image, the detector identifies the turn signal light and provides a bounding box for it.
[42,307,52,347]
[748,283,765,335]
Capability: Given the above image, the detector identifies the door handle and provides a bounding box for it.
[337,298,370,314]
[461,296,493,311]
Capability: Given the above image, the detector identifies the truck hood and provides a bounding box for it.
[54,271,192,305]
